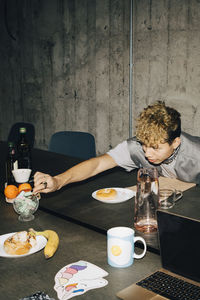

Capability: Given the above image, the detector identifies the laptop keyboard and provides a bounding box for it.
[136,271,200,300]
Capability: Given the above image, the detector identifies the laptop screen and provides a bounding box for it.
[157,210,200,283]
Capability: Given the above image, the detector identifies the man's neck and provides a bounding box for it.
[163,144,181,164]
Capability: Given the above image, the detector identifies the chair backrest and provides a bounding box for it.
[48,131,96,160]
[7,122,35,148]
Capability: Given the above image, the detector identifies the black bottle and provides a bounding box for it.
[17,127,32,169]
[6,142,18,185]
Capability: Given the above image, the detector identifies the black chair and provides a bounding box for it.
[48,131,96,160]
[7,122,35,148]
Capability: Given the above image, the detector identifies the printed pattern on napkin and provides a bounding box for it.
[54,260,108,299]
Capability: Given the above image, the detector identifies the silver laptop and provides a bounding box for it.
[116,210,200,300]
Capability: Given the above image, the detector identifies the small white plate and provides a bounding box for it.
[0,232,47,258]
[92,188,135,204]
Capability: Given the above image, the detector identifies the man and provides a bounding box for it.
[33,101,200,194]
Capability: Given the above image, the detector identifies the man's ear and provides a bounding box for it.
[172,137,181,149]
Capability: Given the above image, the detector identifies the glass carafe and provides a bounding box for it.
[134,168,159,234]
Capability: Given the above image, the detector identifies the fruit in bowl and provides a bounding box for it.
[13,191,40,222]
[4,183,32,204]
[4,185,19,203]
[18,183,32,193]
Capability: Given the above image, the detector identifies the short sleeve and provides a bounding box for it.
[107,140,137,171]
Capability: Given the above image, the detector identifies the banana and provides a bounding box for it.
[29,228,59,259]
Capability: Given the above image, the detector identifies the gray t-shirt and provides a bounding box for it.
[107,132,200,184]
[107,140,177,178]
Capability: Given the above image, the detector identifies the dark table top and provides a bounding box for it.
[1,141,200,252]
[1,141,200,299]
[0,141,138,232]
[35,146,200,249]
[0,192,161,300]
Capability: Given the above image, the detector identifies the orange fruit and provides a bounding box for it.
[4,185,19,199]
[18,183,32,193]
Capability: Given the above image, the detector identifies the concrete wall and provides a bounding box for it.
[133,0,200,137]
[0,0,200,155]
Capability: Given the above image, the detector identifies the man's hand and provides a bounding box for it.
[33,172,59,194]
[32,154,117,194]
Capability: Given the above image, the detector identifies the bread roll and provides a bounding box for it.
[4,231,36,255]
[96,188,117,200]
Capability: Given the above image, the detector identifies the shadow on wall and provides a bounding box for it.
[162,93,200,137]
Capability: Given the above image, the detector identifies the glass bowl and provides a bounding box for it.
[13,192,39,222]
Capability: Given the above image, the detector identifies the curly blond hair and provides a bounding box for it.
[136,101,181,147]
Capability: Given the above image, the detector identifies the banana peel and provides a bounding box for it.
[29,228,59,259]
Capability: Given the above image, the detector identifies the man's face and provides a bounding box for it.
[142,138,180,165]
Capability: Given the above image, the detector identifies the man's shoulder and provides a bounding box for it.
[177,132,200,164]
[181,131,200,140]
[127,136,137,142]
[181,132,200,150]
[127,136,144,152]
[126,136,152,168]
[175,132,200,183]
[127,136,140,146]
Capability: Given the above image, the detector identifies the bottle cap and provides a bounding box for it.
[19,127,26,133]
[8,141,14,147]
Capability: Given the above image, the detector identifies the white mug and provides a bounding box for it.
[107,227,147,268]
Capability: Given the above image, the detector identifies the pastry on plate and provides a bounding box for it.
[4,231,37,255]
[96,188,117,200]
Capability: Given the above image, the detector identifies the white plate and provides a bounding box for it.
[0,232,47,258]
[92,188,135,204]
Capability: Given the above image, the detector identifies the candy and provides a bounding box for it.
[13,191,39,216]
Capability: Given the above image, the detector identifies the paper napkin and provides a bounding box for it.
[54,260,108,299]
[128,176,196,193]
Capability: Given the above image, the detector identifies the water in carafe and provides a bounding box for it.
[134,168,159,233]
